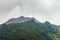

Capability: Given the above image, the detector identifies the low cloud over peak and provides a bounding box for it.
[0,0,60,25]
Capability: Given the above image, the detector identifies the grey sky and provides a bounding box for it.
[0,0,60,25]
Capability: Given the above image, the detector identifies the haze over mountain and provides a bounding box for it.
[0,0,60,25]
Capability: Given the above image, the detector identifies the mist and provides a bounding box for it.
[0,0,60,25]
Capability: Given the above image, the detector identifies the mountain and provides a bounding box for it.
[0,16,60,40]
[5,16,39,24]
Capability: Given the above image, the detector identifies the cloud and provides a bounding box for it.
[0,0,60,25]
[16,0,60,25]
[0,0,55,15]
[0,0,60,14]
[0,0,16,24]
[0,0,16,13]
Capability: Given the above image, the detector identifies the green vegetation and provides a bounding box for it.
[0,20,60,40]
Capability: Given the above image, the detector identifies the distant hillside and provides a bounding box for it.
[0,16,60,40]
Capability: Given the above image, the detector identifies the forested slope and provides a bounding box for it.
[0,20,60,40]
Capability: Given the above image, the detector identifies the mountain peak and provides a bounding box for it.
[19,16,24,18]
[5,16,39,24]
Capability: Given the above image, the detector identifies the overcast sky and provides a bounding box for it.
[0,0,60,25]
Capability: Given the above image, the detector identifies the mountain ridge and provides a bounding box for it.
[0,16,60,40]
[5,16,39,24]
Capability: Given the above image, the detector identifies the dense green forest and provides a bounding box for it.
[0,20,60,40]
